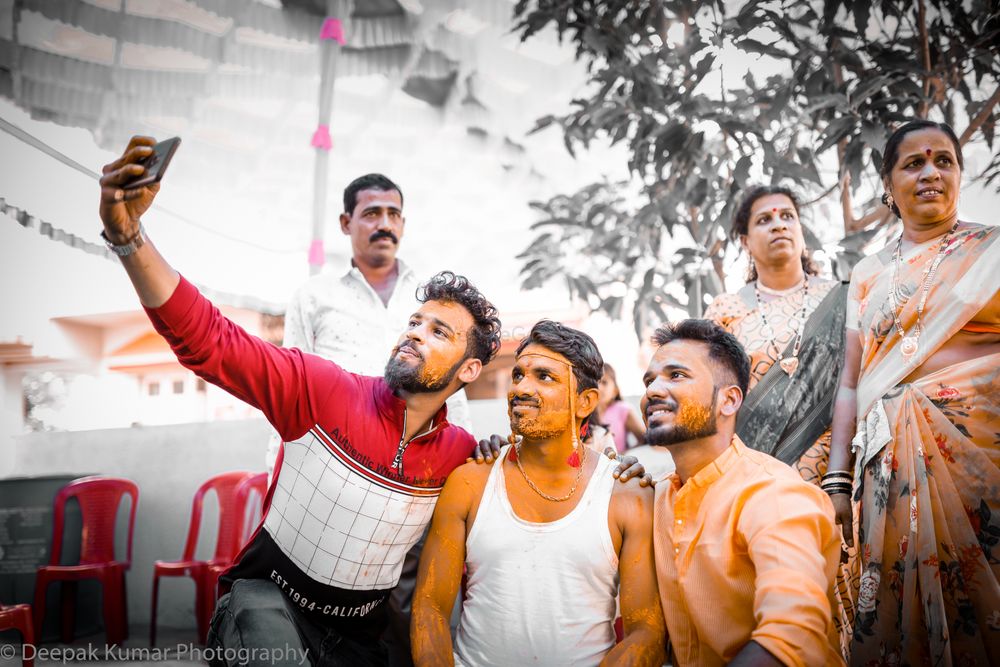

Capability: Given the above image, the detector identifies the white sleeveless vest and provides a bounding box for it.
[453,446,620,667]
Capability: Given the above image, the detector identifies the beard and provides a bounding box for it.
[383,344,462,394]
[507,397,573,440]
[645,392,718,447]
[509,403,571,440]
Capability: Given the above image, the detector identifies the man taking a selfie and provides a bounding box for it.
[98,136,501,666]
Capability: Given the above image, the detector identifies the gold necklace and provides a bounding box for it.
[754,277,809,376]
[888,222,959,359]
[514,443,586,502]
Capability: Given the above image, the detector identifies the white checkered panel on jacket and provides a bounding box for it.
[263,433,437,589]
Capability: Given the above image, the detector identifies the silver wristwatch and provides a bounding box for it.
[101,224,146,257]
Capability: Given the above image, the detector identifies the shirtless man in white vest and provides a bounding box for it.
[410,321,665,667]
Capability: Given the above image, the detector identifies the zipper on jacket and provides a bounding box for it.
[390,410,438,475]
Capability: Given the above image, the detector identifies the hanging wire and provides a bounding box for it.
[0,115,302,254]
[0,197,286,314]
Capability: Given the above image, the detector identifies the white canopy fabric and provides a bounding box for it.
[0,1,525,161]
[0,0,625,310]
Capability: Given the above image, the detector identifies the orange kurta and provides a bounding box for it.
[706,279,858,659]
[653,436,844,667]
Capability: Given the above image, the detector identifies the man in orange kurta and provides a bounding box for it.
[641,320,844,666]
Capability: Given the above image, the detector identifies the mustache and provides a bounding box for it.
[509,395,540,408]
[396,340,422,360]
[369,230,398,244]
[645,399,677,418]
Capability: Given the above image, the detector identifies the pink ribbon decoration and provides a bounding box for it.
[308,239,325,267]
[311,124,332,151]
[319,18,345,45]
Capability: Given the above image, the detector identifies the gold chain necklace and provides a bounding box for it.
[754,277,809,376]
[513,443,586,502]
[888,221,959,359]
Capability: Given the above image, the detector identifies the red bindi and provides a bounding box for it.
[925,148,932,156]
[772,207,778,213]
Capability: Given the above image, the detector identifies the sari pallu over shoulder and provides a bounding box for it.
[736,282,849,465]
[852,225,1000,471]
[848,224,1000,666]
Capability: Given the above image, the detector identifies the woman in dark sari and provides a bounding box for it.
[705,184,855,657]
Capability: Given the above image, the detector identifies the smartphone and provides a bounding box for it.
[126,137,181,188]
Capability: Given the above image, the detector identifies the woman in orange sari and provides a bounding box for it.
[706,185,856,656]
[829,119,1000,665]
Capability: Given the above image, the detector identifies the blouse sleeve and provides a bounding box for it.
[845,258,872,332]
[703,293,738,329]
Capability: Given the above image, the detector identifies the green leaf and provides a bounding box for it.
[734,154,753,187]
[818,115,856,152]
[738,38,791,60]
[823,0,842,25]
[529,115,557,135]
[801,222,822,250]
[982,111,996,149]
[805,93,849,115]
[852,0,871,37]
[693,53,717,83]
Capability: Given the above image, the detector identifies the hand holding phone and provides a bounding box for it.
[124,136,181,189]
[99,135,180,245]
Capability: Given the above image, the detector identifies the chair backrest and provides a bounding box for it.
[50,476,139,567]
[235,472,268,546]
[180,471,255,563]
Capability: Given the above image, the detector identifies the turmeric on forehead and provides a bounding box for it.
[516,351,582,451]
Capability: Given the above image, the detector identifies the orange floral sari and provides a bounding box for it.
[847,223,1000,666]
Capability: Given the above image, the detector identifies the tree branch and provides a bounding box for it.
[707,237,726,284]
[805,179,840,206]
[828,33,852,234]
[850,208,893,233]
[838,172,893,233]
[959,85,1000,145]
[917,0,932,118]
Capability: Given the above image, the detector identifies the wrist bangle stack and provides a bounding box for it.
[821,469,852,496]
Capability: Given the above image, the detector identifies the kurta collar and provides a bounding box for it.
[669,434,747,492]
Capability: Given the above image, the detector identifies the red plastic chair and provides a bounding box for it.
[0,602,35,667]
[236,472,268,545]
[150,471,255,645]
[32,476,138,646]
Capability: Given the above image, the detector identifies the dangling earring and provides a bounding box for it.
[566,442,582,468]
[881,192,894,209]
[747,255,757,282]
[566,379,583,468]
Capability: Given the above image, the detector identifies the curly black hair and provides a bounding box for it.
[417,271,502,365]
[651,319,750,398]
[880,120,963,218]
[343,173,403,215]
[730,184,819,283]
